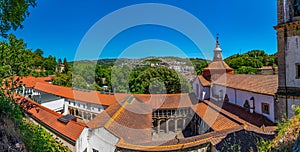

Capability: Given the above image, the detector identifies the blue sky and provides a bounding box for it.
[15,0,277,61]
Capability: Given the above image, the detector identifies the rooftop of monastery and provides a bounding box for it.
[87,94,276,151]
[15,71,277,151]
[197,75,211,87]
[213,74,278,96]
[14,95,86,143]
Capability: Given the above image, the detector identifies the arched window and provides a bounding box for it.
[244,100,250,110]
[224,94,229,102]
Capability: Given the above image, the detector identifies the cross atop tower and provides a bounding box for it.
[216,33,220,47]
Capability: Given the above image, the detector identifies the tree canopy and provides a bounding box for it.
[224,50,277,74]
[129,66,192,94]
[0,0,37,37]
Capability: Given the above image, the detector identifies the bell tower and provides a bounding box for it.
[213,34,223,61]
[274,0,300,121]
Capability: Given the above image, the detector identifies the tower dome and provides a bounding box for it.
[203,34,233,81]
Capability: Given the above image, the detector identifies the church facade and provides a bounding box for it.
[192,38,278,122]
[274,0,300,120]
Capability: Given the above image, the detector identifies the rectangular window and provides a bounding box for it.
[262,103,270,115]
[296,64,300,79]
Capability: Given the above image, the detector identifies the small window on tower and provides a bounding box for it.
[296,64,300,79]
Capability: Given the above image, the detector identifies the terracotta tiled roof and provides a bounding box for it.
[87,102,123,129]
[20,76,51,88]
[192,102,241,131]
[88,97,152,144]
[204,61,233,70]
[213,74,278,95]
[133,93,198,109]
[116,126,244,151]
[33,82,125,106]
[16,97,86,142]
[88,94,276,151]
[214,100,274,127]
[197,75,211,87]
[204,100,276,133]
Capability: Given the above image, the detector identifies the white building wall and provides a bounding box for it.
[88,128,119,152]
[286,36,300,87]
[76,127,89,152]
[65,99,106,114]
[235,90,275,122]
[41,98,65,112]
[192,78,210,101]
[211,84,275,122]
[192,78,201,100]
[287,98,300,118]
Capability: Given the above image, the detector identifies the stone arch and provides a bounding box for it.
[177,118,184,131]
[87,113,91,120]
[169,119,176,132]
[159,119,167,133]
[92,114,97,119]
[69,108,74,115]
[224,94,229,102]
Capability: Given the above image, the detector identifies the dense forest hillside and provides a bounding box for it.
[224,50,278,74]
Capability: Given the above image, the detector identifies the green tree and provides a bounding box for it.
[72,74,87,89]
[0,0,37,37]
[95,65,112,88]
[42,55,56,71]
[34,48,43,56]
[224,50,277,74]
[63,57,69,73]
[0,34,33,95]
[129,66,191,94]
[52,71,72,87]
[111,65,131,93]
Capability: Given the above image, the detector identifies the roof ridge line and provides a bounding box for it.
[104,98,133,128]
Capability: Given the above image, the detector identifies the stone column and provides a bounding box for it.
[157,120,161,133]
[175,119,178,132]
[166,120,169,133]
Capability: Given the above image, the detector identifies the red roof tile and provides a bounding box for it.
[33,82,125,106]
[192,102,240,131]
[16,97,86,142]
[20,76,51,88]
[133,93,198,109]
[204,61,233,70]
[213,74,278,95]
[198,75,211,87]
